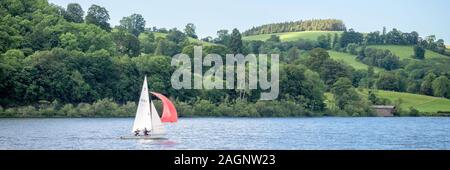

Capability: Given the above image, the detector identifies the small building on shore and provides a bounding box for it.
[371,105,396,117]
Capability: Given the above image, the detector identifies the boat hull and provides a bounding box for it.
[120,135,168,140]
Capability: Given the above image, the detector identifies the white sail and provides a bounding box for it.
[132,76,152,132]
[150,101,166,134]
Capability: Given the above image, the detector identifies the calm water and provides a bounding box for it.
[0,117,449,150]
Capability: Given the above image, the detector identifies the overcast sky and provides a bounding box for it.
[49,0,450,42]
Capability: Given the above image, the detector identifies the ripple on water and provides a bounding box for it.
[0,117,449,149]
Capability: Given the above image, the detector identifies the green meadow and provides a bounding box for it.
[154,32,216,46]
[367,45,448,60]
[359,89,450,114]
[328,51,383,72]
[326,89,450,115]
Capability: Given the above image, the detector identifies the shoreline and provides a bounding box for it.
[1,115,448,119]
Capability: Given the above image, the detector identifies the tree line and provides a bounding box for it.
[309,27,450,99]
[242,19,346,36]
[1,0,448,118]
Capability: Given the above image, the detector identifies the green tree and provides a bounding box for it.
[119,14,146,36]
[346,43,358,55]
[0,49,25,106]
[184,23,197,39]
[286,47,300,63]
[85,4,111,31]
[166,28,187,44]
[64,3,84,23]
[267,35,280,42]
[138,32,156,54]
[243,19,346,35]
[213,29,230,45]
[339,29,363,48]
[154,39,178,56]
[365,31,381,45]
[385,28,405,45]
[111,29,140,57]
[332,33,339,49]
[376,72,400,91]
[0,15,23,53]
[368,90,377,104]
[306,48,330,68]
[317,35,330,49]
[413,45,425,60]
[59,33,79,51]
[432,76,449,97]
[306,48,352,86]
[280,64,325,111]
[420,73,436,95]
[229,28,243,54]
[331,77,359,109]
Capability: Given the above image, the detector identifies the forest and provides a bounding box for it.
[242,19,346,36]
[1,0,449,118]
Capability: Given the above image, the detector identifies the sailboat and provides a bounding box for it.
[120,76,178,140]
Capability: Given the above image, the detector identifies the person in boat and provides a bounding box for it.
[134,129,140,136]
[143,128,149,136]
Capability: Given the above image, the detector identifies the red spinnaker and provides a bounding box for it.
[151,92,178,123]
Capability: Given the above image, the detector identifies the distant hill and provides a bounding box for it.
[153,32,216,46]
[243,31,342,42]
[367,45,449,60]
[243,19,346,36]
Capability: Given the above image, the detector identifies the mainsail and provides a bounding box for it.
[132,76,165,134]
[132,76,152,132]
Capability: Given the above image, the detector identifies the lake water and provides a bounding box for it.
[0,117,449,150]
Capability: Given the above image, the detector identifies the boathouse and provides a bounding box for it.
[371,105,395,117]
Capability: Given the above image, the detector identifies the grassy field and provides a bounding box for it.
[358,89,450,114]
[328,51,383,72]
[325,89,450,115]
[367,45,448,60]
[242,31,342,42]
[153,32,216,46]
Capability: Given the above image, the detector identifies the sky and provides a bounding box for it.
[49,0,450,42]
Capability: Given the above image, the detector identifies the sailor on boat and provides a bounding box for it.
[134,129,141,136]
[122,76,178,139]
[143,128,150,136]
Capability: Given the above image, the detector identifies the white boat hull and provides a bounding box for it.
[120,135,168,140]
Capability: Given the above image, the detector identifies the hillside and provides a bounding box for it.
[359,89,450,114]
[326,89,450,115]
[153,32,216,46]
[328,51,383,72]
[243,19,346,36]
[242,31,342,42]
[367,45,449,60]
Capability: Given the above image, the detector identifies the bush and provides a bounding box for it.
[412,45,425,60]
[92,98,119,117]
[346,43,359,55]
[409,107,420,117]
[191,99,216,117]
[119,102,137,117]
